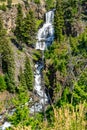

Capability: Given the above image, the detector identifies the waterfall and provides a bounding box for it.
[0,10,54,129]
[30,10,54,112]
[36,10,54,50]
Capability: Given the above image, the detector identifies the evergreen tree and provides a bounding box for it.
[46,0,54,11]
[7,0,12,8]
[24,0,29,9]
[54,0,64,42]
[34,0,40,5]
[15,7,36,46]
[0,15,15,93]
[18,67,27,91]
[2,41,15,92]
[22,9,37,46]
[63,0,79,36]
[1,3,6,11]
[24,56,33,91]
[15,4,23,44]
[0,15,6,38]
[0,75,6,91]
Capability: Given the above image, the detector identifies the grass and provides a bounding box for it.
[10,126,31,130]
[10,103,87,130]
[41,103,87,130]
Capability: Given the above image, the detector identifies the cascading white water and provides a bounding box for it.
[36,10,54,50]
[0,10,54,129]
[0,122,11,130]
[30,10,54,113]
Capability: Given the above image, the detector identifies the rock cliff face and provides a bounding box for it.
[2,6,17,34]
[1,1,46,34]
[29,2,46,19]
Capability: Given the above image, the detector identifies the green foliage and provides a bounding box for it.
[0,15,15,93]
[0,3,6,11]
[36,19,43,29]
[46,106,54,124]
[24,0,29,8]
[7,0,12,8]
[9,91,30,126]
[0,1,87,129]
[22,10,37,46]
[54,0,64,42]
[45,42,68,73]
[33,50,42,62]
[72,70,87,105]
[34,0,40,4]
[9,106,29,126]
[78,31,87,53]
[5,73,15,92]
[69,36,79,55]
[46,0,55,11]
[8,90,43,129]
[15,7,37,46]
[63,0,79,36]
[8,91,45,129]
[45,28,87,106]
[0,75,6,91]
[1,42,15,92]
[69,29,87,56]
[15,4,23,43]
[56,87,72,106]
[0,0,6,1]
[18,67,27,91]
[24,56,33,91]
[12,91,29,107]
[0,15,6,37]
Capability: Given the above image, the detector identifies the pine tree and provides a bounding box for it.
[0,75,6,91]
[46,0,54,11]
[18,67,27,91]
[7,0,12,8]
[22,9,37,46]
[54,0,64,42]
[15,4,23,44]
[2,40,15,92]
[0,15,6,38]
[34,0,40,5]
[63,0,79,36]
[0,15,15,93]
[1,3,6,11]
[24,56,33,91]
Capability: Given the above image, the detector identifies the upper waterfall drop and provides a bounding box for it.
[35,10,54,50]
[46,10,54,23]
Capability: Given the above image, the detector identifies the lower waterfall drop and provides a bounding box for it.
[30,10,54,113]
